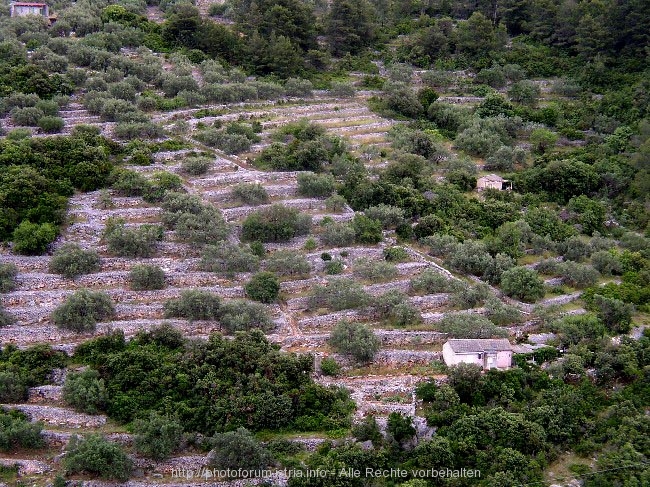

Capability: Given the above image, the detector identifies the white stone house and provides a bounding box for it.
[10,2,49,17]
[442,339,513,370]
[476,174,512,191]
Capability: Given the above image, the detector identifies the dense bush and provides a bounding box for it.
[11,106,44,126]
[63,369,107,415]
[231,182,270,205]
[180,156,212,176]
[320,221,356,247]
[133,412,184,460]
[297,172,336,197]
[161,193,230,245]
[207,428,272,470]
[364,204,406,229]
[352,215,383,244]
[410,269,461,294]
[0,264,18,293]
[164,290,221,321]
[245,272,280,303]
[128,264,166,291]
[325,194,348,212]
[52,289,115,333]
[560,261,600,288]
[328,320,380,363]
[437,314,509,339]
[242,205,311,243]
[374,290,422,327]
[0,409,44,451]
[12,221,57,255]
[590,294,634,334]
[64,434,133,481]
[199,242,260,275]
[103,218,163,258]
[500,267,545,302]
[38,115,65,133]
[218,299,274,333]
[265,250,311,276]
[309,278,369,311]
[49,243,101,279]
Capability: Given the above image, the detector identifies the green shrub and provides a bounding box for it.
[49,243,101,279]
[410,269,462,294]
[180,156,211,176]
[0,371,26,403]
[109,168,150,197]
[374,290,422,326]
[384,246,409,262]
[52,289,115,333]
[12,221,57,255]
[437,314,508,339]
[11,106,44,126]
[64,434,133,481]
[218,299,274,333]
[320,357,341,376]
[142,172,183,203]
[63,369,107,414]
[325,194,348,212]
[0,410,45,451]
[199,242,260,275]
[164,290,221,321]
[329,320,380,363]
[265,250,311,277]
[325,260,345,274]
[508,80,541,106]
[364,205,405,229]
[207,428,271,470]
[309,278,369,310]
[133,412,183,460]
[103,218,163,258]
[590,294,634,334]
[0,306,16,328]
[320,221,356,247]
[245,272,280,303]
[560,262,600,288]
[231,183,270,205]
[353,258,398,281]
[500,267,545,302]
[352,215,383,244]
[38,115,65,133]
[128,264,166,291]
[242,205,311,243]
[0,264,18,293]
[297,172,336,197]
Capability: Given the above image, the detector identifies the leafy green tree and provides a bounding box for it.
[329,320,380,363]
[49,243,100,279]
[529,128,558,154]
[103,218,163,258]
[231,182,270,205]
[63,369,107,414]
[245,271,280,303]
[64,434,133,481]
[591,294,634,334]
[320,357,342,377]
[297,172,336,197]
[326,0,375,56]
[207,427,271,470]
[454,12,507,63]
[218,299,274,333]
[437,314,508,339]
[133,412,184,460]
[199,242,260,275]
[508,80,541,106]
[12,221,57,255]
[52,289,115,333]
[128,264,166,291]
[352,215,383,244]
[352,415,382,446]
[500,267,545,302]
[265,250,311,277]
[320,221,356,247]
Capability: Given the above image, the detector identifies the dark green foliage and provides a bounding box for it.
[207,428,272,470]
[64,434,133,481]
[245,271,280,303]
[387,412,415,443]
[328,320,380,363]
[49,243,100,279]
[133,412,184,460]
[0,409,45,451]
[52,289,116,333]
[384,246,409,262]
[352,215,383,244]
[0,264,18,293]
[128,264,166,291]
[320,357,341,376]
[12,221,57,255]
[164,290,221,321]
[103,218,163,258]
[297,172,336,197]
[161,192,230,245]
[73,329,352,432]
[63,369,107,415]
[180,156,211,176]
[352,415,382,446]
[374,290,422,327]
[320,221,356,247]
[38,116,65,133]
[590,294,634,334]
[242,204,311,243]
[500,267,545,302]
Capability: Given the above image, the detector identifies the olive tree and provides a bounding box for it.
[329,320,380,363]
[63,369,107,414]
[309,278,369,311]
[133,412,184,460]
[64,434,133,481]
[49,244,101,279]
[499,267,545,302]
[128,264,166,290]
[52,289,115,332]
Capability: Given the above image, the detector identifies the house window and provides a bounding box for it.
[477,353,482,359]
